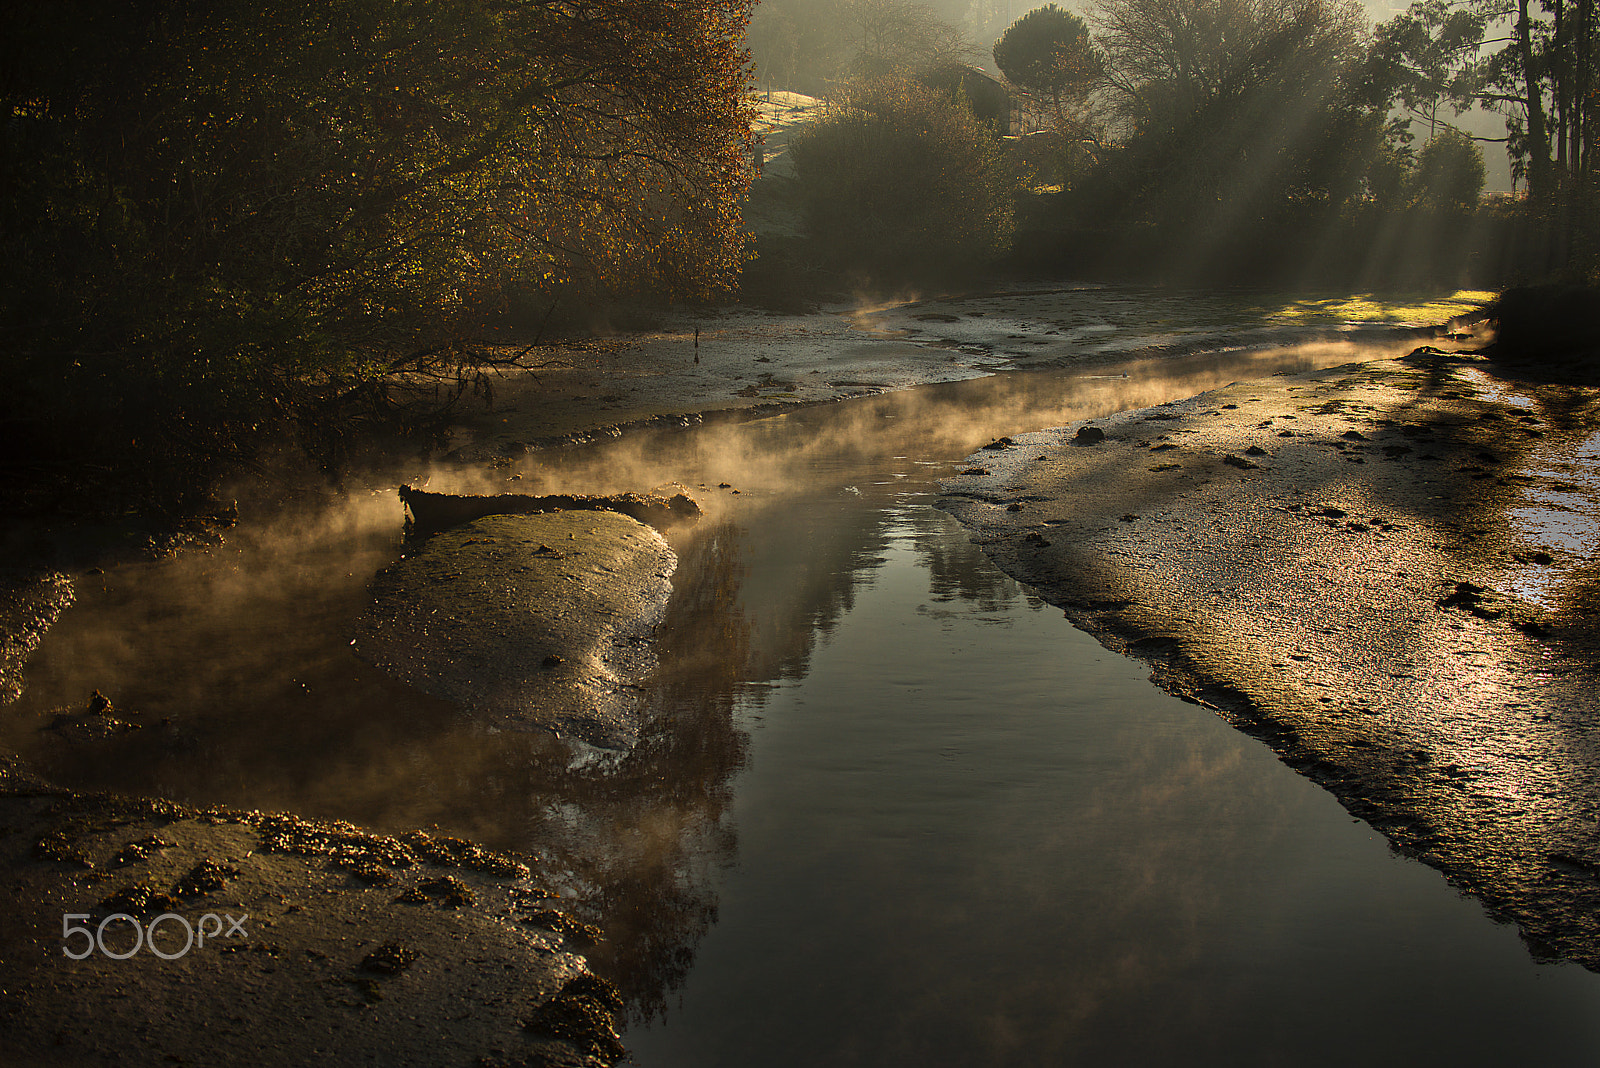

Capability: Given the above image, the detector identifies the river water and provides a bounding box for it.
[8,346,1600,1063]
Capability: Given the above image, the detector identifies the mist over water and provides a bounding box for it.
[17,343,1366,783]
[0,339,1425,875]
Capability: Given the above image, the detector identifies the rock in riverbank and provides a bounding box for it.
[0,569,74,705]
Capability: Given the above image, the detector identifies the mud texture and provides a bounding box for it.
[436,287,1480,466]
[0,770,622,1068]
[355,511,676,749]
[939,347,1600,969]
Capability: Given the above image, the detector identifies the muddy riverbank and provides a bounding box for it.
[938,346,1600,968]
[0,762,624,1067]
[0,512,670,1066]
[416,286,1482,468]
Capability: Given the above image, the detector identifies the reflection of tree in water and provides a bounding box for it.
[736,495,898,684]
[907,508,1028,612]
[571,502,925,1023]
[573,519,753,1024]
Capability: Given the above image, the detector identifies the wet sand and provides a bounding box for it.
[937,347,1600,968]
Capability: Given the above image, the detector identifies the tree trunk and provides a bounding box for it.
[1579,0,1594,174]
[1519,0,1557,196]
[1555,0,1568,174]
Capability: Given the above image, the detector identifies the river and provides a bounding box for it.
[6,345,1600,1064]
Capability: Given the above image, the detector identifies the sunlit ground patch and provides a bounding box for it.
[1266,290,1497,326]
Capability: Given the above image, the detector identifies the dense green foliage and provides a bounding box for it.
[2,0,754,507]
[991,4,1101,125]
[789,77,1017,278]
[1411,128,1489,208]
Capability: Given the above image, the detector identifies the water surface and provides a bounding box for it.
[623,503,1600,1065]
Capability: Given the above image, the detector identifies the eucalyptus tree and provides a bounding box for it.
[1369,0,1599,198]
[1366,0,1491,139]
[1479,0,1598,194]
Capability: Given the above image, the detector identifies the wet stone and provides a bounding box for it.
[523,976,626,1065]
[415,875,476,908]
[524,910,604,946]
[110,835,172,867]
[98,883,184,917]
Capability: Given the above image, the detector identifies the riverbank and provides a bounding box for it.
[0,508,680,1065]
[937,346,1600,968]
[0,761,624,1066]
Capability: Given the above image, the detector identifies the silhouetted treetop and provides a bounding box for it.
[993,4,1103,113]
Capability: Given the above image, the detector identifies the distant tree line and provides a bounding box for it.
[1,0,755,510]
[753,0,1600,287]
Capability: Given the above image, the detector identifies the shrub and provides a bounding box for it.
[789,76,1018,279]
[1409,128,1487,210]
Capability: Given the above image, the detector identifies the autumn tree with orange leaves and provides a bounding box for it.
[0,0,755,505]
